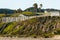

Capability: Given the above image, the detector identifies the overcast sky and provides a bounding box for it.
[0,0,60,10]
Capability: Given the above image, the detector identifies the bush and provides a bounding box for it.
[3,22,17,34]
[55,28,60,35]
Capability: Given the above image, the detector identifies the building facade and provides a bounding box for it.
[50,11,60,16]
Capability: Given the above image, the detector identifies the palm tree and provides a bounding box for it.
[33,3,38,14]
[33,3,38,9]
[40,4,43,9]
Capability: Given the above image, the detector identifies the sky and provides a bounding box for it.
[0,0,60,10]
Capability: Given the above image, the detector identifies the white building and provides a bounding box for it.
[50,11,60,16]
[2,14,29,22]
[44,10,60,16]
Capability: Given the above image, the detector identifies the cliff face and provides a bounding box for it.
[0,16,60,37]
[20,16,60,32]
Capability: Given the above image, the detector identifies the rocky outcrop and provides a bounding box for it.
[0,16,60,37]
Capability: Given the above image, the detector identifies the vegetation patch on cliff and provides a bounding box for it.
[0,16,60,38]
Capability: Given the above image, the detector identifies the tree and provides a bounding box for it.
[14,10,17,13]
[33,3,38,13]
[17,8,22,13]
[33,3,38,9]
[40,4,43,9]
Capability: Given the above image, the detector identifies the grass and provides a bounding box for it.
[22,12,35,16]
[0,13,20,17]
[0,14,6,17]
[10,13,20,17]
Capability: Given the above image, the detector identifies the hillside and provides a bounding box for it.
[24,7,60,12]
[0,16,60,38]
[0,8,60,14]
[0,9,15,14]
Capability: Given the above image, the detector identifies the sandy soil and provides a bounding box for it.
[0,36,60,40]
[52,35,60,39]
